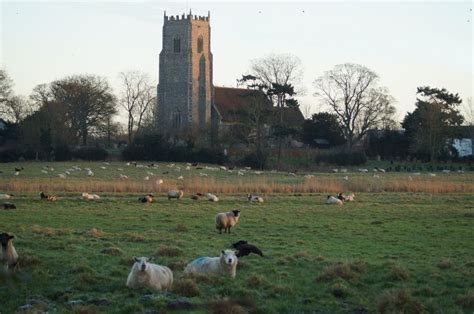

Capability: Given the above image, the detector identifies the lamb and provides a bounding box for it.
[247,194,264,203]
[207,193,219,202]
[0,194,13,200]
[126,257,173,291]
[215,210,241,234]
[39,192,57,202]
[326,195,343,205]
[2,203,16,210]
[231,240,264,257]
[139,194,154,203]
[184,250,238,279]
[0,233,18,270]
[82,192,101,200]
[168,190,184,200]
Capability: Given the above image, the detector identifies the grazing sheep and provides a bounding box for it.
[231,240,264,257]
[119,174,129,179]
[39,192,57,202]
[156,179,164,185]
[326,195,343,205]
[168,190,184,200]
[177,176,184,180]
[0,194,13,200]
[247,194,264,203]
[207,193,219,202]
[215,210,241,234]
[139,194,154,203]
[87,170,94,176]
[14,171,20,176]
[343,193,355,202]
[184,250,238,279]
[2,203,16,210]
[14,167,23,172]
[0,233,18,270]
[126,257,173,291]
[58,174,67,179]
[82,192,100,200]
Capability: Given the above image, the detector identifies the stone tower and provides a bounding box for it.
[157,11,213,132]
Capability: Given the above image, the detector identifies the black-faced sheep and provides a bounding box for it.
[184,250,238,279]
[126,257,173,291]
[39,192,57,202]
[247,194,264,203]
[139,194,154,203]
[231,240,264,257]
[326,195,343,205]
[2,203,16,210]
[215,210,240,234]
[168,190,183,200]
[0,233,18,270]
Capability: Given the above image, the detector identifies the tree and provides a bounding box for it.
[314,63,396,150]
[402,86,463,161]
[118,71,156,144]
[2,95,37,123]
[301,112,345,147]
[49,75,117,145]
[0,69,13,107]
[462,97,473,126]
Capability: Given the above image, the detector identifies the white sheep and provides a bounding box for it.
[0,194,13,200]
[0,233,18,270]
[340,193,355,202]
[215,210,241,234]
[156,179,164,185]
[247,194,264,203]
[184,250,238,279]
[87,170,94,176]
[326,195,343,205]
[207,193,219,202]
[168,190,184,200]
[126,257,173,291]
[58,174,66,179]
[120,174,129,180]
[82,192,100,200]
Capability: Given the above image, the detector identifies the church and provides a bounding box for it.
[156,11,304,136]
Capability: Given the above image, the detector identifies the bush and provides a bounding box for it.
[53,144,72,161]
[73,146,108,161]
[0,148,21,162]
[314,152,367,166]
[238,150,269,169]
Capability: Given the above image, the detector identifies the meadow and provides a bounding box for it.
[0,162,473,313]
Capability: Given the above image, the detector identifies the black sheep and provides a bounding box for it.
[2,203,16,210]
[231,240,264,257]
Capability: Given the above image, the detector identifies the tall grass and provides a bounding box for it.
[1,176,472,194]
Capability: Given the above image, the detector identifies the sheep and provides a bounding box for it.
[144,176,150,181]
[231,240,264,258]
[343,193,355,202]
[87,170,94,176]
[14,167,24,172]
[126,257,173,291]
[82,192,100,200]
[247,194,264,203]
[119,174,129,180]
[168,190,184,200]
[0,233,18,270]
[207,193,219,202]
[215,210,241,234]
[177,176,184,180]
[326,195,343,205]
[139,194,154,203]
[191,193,203,201]
[156,179,164,185]
[0,194,13,200]
[184,250,238,279]
[2,203,16,210]
[58,174,67,179]
[39,192,57,202]
[41,170,48,174]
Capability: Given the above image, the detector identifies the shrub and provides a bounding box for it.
[73,146,108,161]
[314,152,367,166]
[0,148,21,162]
[53,144,72,161]
[238,150,269,169]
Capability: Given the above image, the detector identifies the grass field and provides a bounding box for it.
[0,162,473,313]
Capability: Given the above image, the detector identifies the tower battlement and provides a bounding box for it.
[163,11,210,23]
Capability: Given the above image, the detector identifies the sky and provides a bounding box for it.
[1,0,472,123]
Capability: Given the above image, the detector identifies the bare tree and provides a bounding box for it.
[2,95,37,123]
[462,97,473,126]
[314,63,396,150]
[0,69,13,106]
[118,71,156,143]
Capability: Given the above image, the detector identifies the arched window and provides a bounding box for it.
[173,38,181,53]
[197,36,203,53]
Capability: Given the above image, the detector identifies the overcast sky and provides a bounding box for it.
[1,0,472,123]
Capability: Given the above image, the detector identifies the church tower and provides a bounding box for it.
[157,11,213,132]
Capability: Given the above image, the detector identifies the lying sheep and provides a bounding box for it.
[207,193,219,202]
[168,190,184,200]
[326,195,343,205]
[184,250,238,279]
[247,194,264,203]
[0,233,18,270]
[343,193,355,202]
[139,194,154,203]
[2,203,16,210]
[215,210,241,234]
[39,192,57,202]
[82,192,100,200]
[0,194,13,200]
[231,240,264,257]
[191,193,203,201]
[126,257,173,291]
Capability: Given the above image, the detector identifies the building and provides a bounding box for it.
[156,11,304,137]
